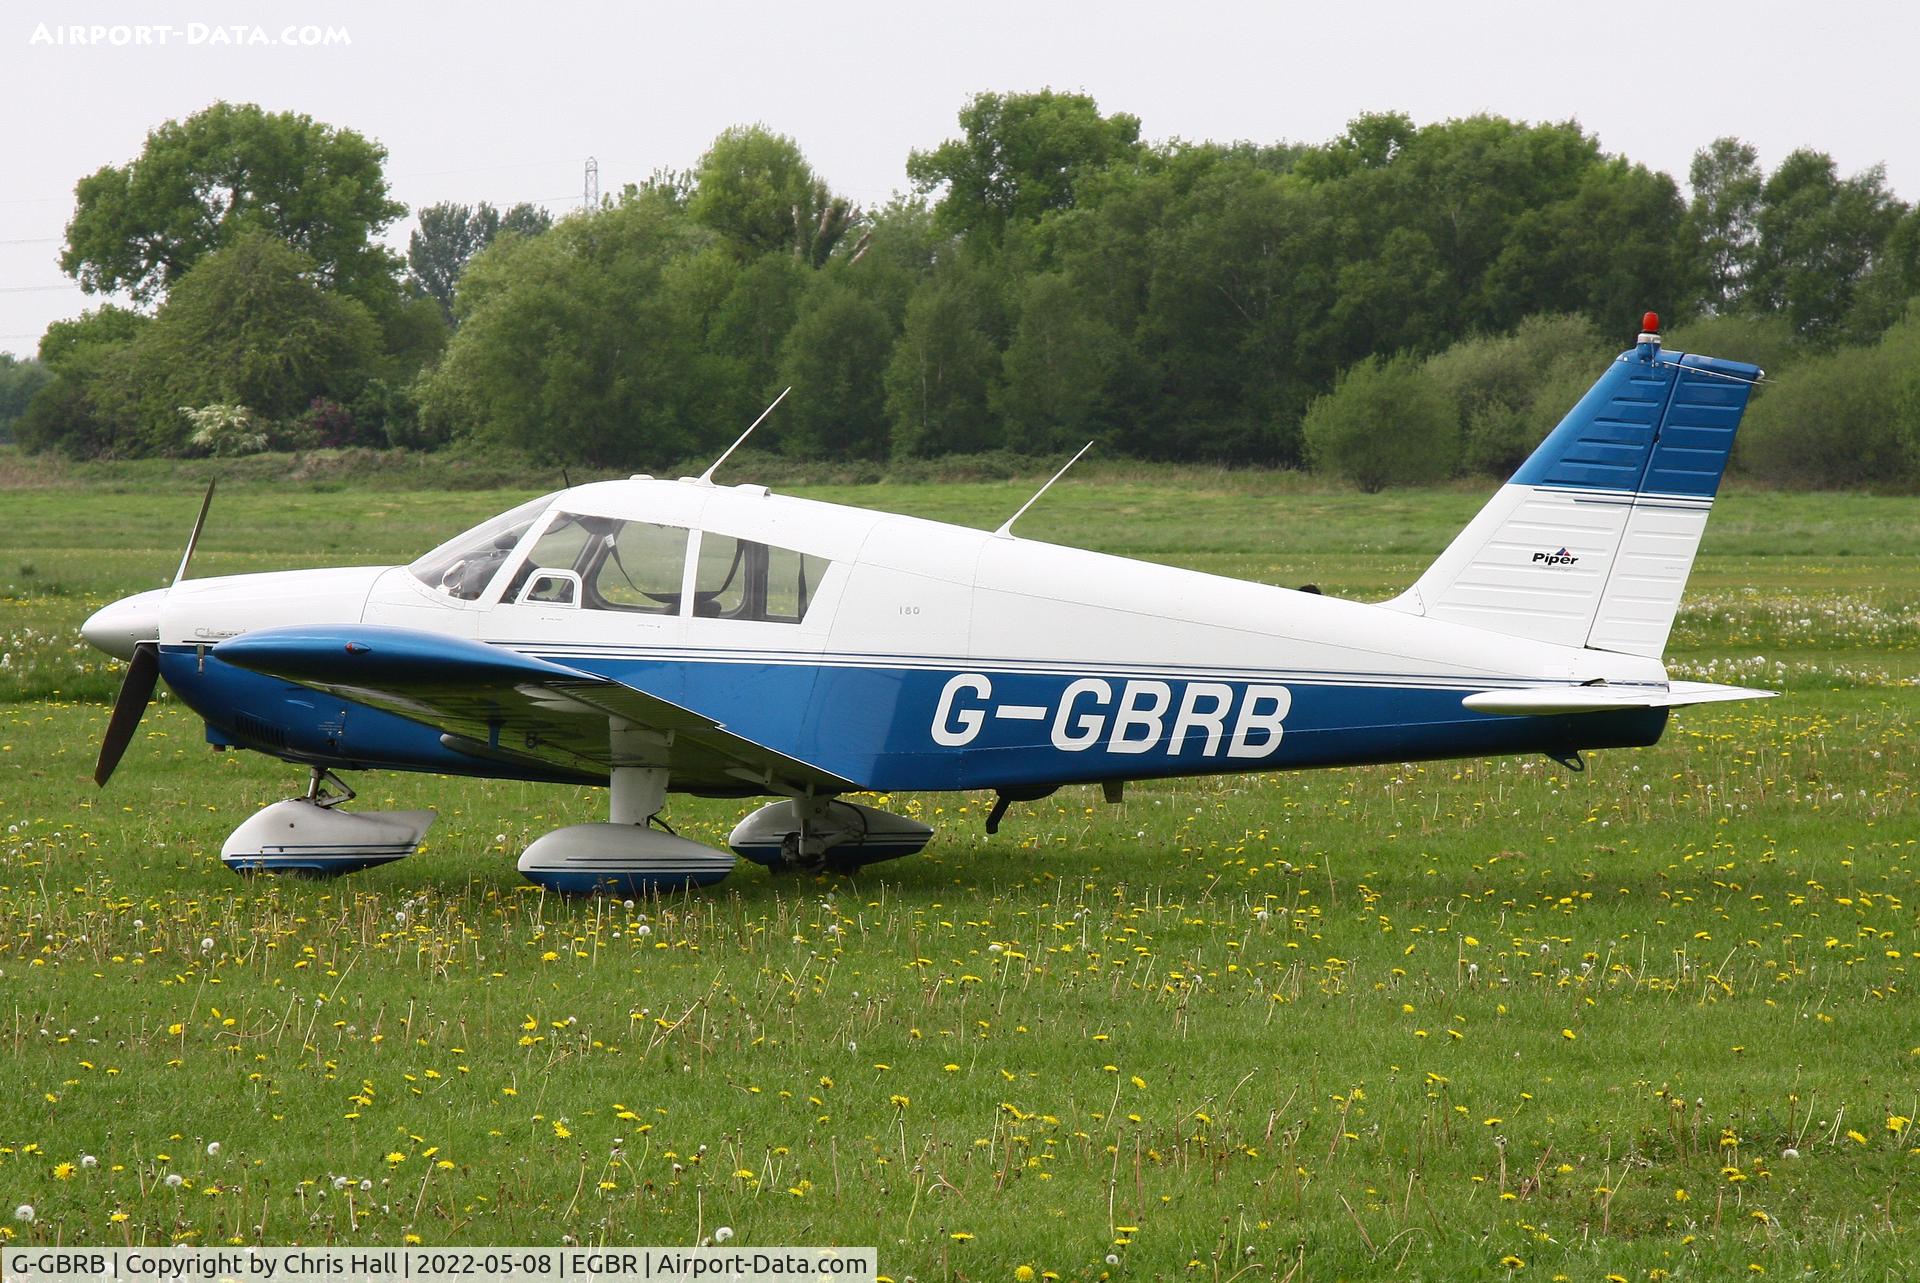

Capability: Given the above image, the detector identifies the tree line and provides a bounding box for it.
[9,95,1920,488]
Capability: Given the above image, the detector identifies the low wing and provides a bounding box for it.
[1461,680,1777,717]
[212,625,852,794]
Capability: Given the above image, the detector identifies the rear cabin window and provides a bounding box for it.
[693,533,829,623]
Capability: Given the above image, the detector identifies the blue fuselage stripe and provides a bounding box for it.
[159,647,1667,793]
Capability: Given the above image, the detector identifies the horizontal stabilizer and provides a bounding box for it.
[1462,680,1776,717]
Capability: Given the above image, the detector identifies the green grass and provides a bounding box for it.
[0,470,1916,1279]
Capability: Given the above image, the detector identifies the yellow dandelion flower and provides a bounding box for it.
[1847,1129,1868,1145]
[1131,1076,1147,1089]
[52,1162,75,1181]
[552,1121,571,1139]
[1560,1029,1576,1041]
[950,1232,973,1242]
[1015,1268,1034,1282]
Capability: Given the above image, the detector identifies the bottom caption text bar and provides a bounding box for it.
[3,1250,877,1283]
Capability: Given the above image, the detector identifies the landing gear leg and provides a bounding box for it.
[776,794,837,872]
[303,766,356,809]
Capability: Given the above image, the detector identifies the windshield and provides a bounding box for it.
[406,493,558,601]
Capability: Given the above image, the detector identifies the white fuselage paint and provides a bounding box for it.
[142,478,1671,752]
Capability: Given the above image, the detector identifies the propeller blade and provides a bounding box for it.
[94,642,159,788]
[172,479,217,587]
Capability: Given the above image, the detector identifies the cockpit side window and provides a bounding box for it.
[589,520,689,614]
[501,512,595,604]
[407,494,556,602]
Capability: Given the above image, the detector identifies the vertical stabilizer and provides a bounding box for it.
[1388,326,1759,657]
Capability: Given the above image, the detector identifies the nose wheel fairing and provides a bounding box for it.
[221,799,436,877]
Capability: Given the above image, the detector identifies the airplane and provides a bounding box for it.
[79,314,1774,893]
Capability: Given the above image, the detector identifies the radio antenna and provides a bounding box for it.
[698,387,790,485]
[994,441,1094,538]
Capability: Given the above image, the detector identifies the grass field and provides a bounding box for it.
[0,468,1915,1280]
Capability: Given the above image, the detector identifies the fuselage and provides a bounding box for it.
[87,477,1670,795]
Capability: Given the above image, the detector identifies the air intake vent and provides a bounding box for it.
[232,711,288,751]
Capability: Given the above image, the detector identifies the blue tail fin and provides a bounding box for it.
[1392,339,1761,657]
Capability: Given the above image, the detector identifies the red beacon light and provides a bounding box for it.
[1636,311,1662,359]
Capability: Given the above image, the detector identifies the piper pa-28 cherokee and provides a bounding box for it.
[81,315,1773,893]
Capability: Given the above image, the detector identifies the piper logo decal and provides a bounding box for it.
[1532,547,1580,566]
[931,674,1291,759]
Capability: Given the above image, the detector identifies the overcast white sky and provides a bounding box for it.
[3,0,1916,358]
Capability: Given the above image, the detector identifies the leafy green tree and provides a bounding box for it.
[1747,150,1906,341]
[995,272,1122,452]
[133,232,380,444]
[1303,353,1456,490]
[1840,207,1920,341]
[0,356,53,442]
[1741,317,1915,488]
[907,91,1142,240]
[707,252,813,419]
[419,194,715,465]
[688,127,856,266]
[1303,114,1605,338]
[885,277,1001,456]
[776,280,895,458]
[38,306,149,370]
[408,201,553,321]
[62,102,406,303]
[1128,162,1332,462]
[1663,312,1799,380]
[13,343,145,457]
[1424,313,1610,475]
[1484,159,1696,331]
[1687,137,1763,312]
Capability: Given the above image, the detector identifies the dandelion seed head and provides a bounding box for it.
[13,1205,31,1223]
[713,1226,733,1243]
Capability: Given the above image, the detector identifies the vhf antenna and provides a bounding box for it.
[698,387,791,485]
[995,441,1094,538]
